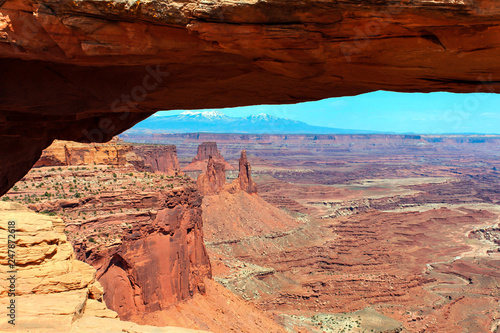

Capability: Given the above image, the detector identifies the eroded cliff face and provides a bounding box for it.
[2,0,500,195]
[184,142,233,172]
[197,155,227,195]
[34,139,131,167]
[34,139,183,176]
[66,185,212,320]
[0,202,205,332]
[5,148,293,332]
[132,144,182,176]
[17,147,213,320]
[197,149,258,195]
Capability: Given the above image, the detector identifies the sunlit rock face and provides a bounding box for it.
[196,149,257,195]
[0,202,205,332]
[132,144,182,176]
[197,155,227,195]
[2,0,500,194]
[184,142,234,172]
[34,139,131,167]
[235,150,257,194]
[67,185,212,319]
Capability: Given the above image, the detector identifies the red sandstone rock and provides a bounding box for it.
[17,163,213,321]
[3,1,500,194]
[7,156,293,331]
[5,137,500,331]
[33,139,132,167]
[196,155,226,195]
[196,143,221,161]
[196,149,257,195]
[0,202,206,333]
[237,150,257,194]
[132,278,288,333]
[184,142,233,172]
[132,145,182,176]
[70,186,212,320]
[225,150,258,194]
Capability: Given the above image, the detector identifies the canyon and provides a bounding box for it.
[0,202,206,333]
[1,139,288,332]
[2,0,500,331]
[2,135,499,332]
[3,0,500,195]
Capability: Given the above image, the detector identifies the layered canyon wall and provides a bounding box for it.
[197,155,227,195]
[68,187,211,319]
[132,145,182,176]
[59,185,212,320]
[0,202,204,332]
[34,139,183,176]
[26,142,213,320]
[34,139,131,167]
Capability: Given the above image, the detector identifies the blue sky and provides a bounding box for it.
[155,91,500,134]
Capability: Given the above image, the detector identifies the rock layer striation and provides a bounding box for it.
[0,202,205,333]
[67,185,212,320]
[132,144,182,176]
[34,139,131,167]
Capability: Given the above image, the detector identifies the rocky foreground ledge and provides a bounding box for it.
[0,202,207,332]
[2,0,500,195]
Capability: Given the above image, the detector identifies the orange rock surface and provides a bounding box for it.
[197,149,258,195]
[191,136,500,333]
[66,184,212,320]
[132,144,182,176]
[3,137,500,332]
[3,158,294,331]
[34,139,132,167]
[197,155,227,195]
[12,143,214,320]
[184,142,234,172]
[227,150,257,194]
[133,278,288,333]
[0,202,206,333]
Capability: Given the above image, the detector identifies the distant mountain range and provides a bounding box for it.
[125,111,380,134]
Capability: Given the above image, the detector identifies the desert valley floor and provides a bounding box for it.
[1,134,500,333]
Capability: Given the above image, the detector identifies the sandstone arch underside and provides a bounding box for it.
[2,0,500,195]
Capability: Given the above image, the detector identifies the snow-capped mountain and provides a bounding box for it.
[126,111,378,134]
[178,110,229,120]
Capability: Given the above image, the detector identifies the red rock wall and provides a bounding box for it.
[33,140,132,167]
[197,149,257,195]
[184,142,234,171]
[72,187,212,320]
[197,155,226,195]
[133,145,181,176]
[194,142,222,162]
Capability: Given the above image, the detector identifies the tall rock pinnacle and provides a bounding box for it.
[237,150,258,194]
[197,155,227,195]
